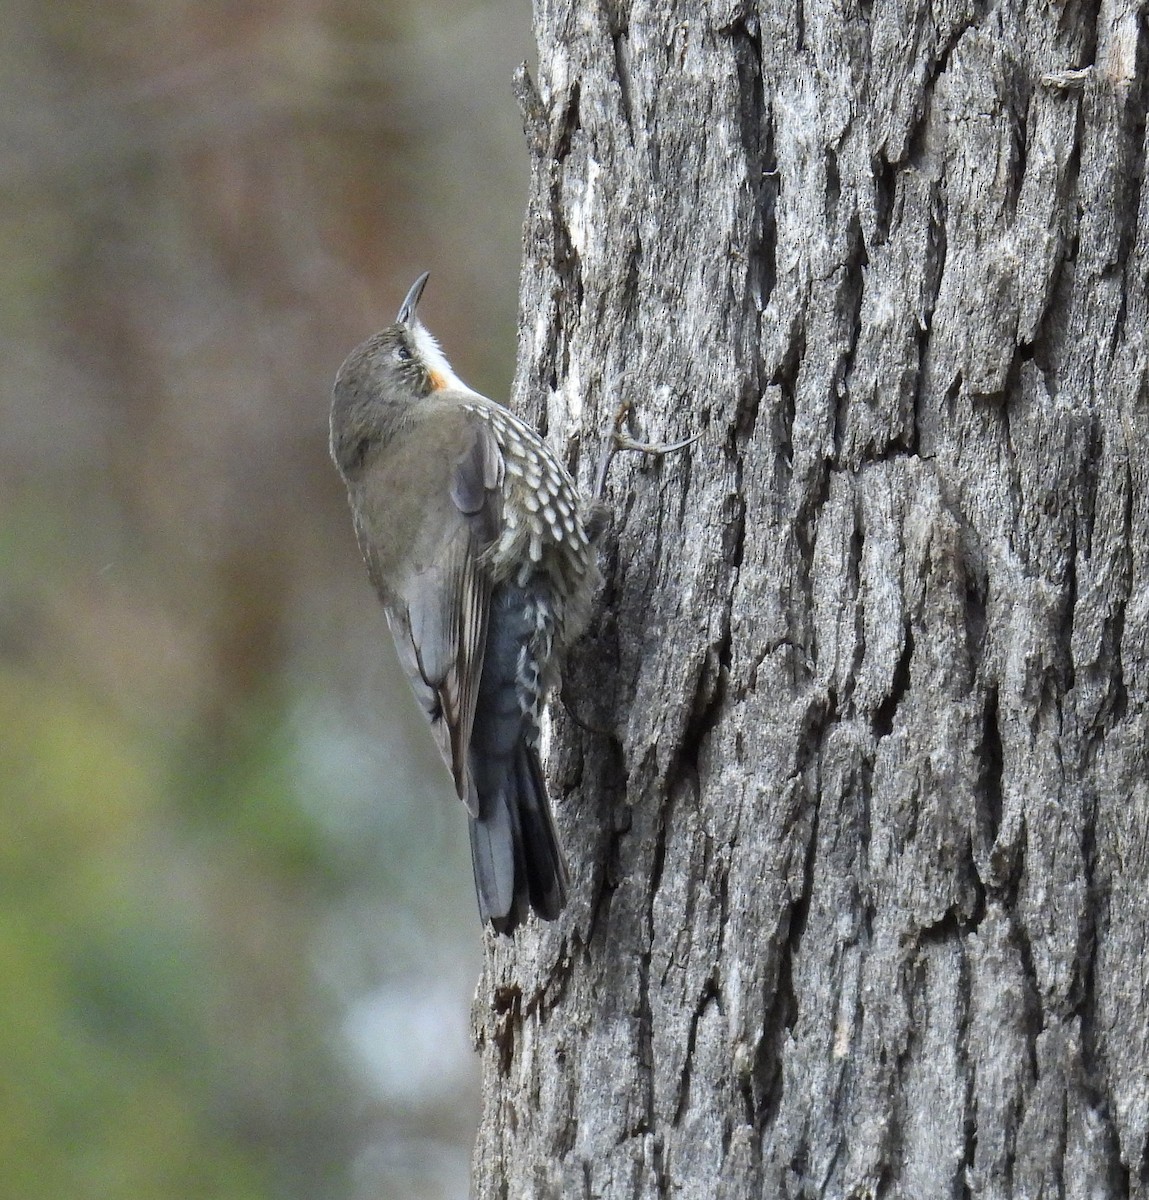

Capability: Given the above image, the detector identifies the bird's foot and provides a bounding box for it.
[592,398,700,502]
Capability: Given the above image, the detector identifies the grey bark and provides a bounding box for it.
[473,1,1149,1197]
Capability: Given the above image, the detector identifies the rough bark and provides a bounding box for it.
[473,1,1149,1196]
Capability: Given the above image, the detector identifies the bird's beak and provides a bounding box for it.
[397,271,430,325]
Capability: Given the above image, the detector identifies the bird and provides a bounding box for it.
[329,272,600,934]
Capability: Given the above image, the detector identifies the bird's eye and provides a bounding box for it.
[394,344,413,363]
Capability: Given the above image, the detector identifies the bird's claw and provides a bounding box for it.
[593,399,697,501]
[612,431,701,457]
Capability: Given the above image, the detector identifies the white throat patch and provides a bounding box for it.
[412,321,471,393]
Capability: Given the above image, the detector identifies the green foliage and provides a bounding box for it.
[0,668,274,1199]
[176,699,342,887]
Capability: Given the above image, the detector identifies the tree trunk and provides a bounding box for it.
[473,1,1149,1196]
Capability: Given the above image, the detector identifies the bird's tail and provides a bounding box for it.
[467,587,569,934]
[468,739,568,934]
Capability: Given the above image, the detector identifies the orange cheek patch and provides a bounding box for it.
[427,369,448,390]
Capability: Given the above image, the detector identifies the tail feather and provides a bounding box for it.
[468,739,568,934]
[468,584,569,934]
[514,740,568,919]
[468,792,516,925]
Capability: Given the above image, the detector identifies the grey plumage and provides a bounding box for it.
[329,273,598,934]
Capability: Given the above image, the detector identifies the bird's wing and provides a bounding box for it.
[384,415,503,816]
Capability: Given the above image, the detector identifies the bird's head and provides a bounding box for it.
[330,272,468,477]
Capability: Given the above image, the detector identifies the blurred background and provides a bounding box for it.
[1,1,534,1196]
